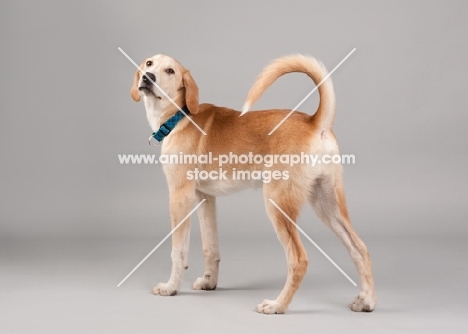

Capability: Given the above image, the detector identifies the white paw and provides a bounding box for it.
[151,282,178,296]
[255,299,285,314]
[192,275,217,290]
[349,293,376,312]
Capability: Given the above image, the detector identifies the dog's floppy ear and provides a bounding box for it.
[182,70,199,114]
[130,64,143,102]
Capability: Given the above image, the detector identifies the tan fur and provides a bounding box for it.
[130,54,376,314]
[182,70,200,114]
[131,62,143,102]
[243,54,336,130]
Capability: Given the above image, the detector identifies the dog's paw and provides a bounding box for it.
[151,283,178,296]
[192,275,217,291]
[255,299,285,314]
[349,293,376,312]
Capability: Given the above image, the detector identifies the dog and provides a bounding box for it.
[129,54,376,314]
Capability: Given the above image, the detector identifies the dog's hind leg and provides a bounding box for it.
[309,173,376,312]
[257,183,309,314]
[192,190,220,290]
[152,183,196,296]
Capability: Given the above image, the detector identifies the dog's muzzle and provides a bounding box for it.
[139,72,156,91]
[142,72,156,84]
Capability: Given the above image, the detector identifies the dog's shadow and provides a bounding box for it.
[217,276,285,291]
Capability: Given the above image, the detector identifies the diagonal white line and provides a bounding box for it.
[268,48,356,135]
[117,199,206,287]
[268,199,357,287]
[118,47,207,136]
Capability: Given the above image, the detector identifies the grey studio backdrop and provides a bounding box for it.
[1,1,467,333]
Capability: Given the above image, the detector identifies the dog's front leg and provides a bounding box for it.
[192,190,220,290]
[152,184,196,296]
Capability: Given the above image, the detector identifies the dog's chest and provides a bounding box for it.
[144,98,161,131]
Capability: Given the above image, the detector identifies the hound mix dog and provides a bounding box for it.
[129,54,376,314]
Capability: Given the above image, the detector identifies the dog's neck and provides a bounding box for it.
[143,96,185,132]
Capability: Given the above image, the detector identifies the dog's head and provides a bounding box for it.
[130,54,199,114]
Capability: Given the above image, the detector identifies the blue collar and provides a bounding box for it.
[150,106,190,144]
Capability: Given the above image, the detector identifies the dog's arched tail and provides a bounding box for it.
[241,54,336,130]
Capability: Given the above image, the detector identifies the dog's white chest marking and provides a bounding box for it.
[144,97,161,132]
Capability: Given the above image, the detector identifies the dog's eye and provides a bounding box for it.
[146,60,153,66]
[165,68,175,74]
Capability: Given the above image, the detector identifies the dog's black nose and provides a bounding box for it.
[142,72,156,83]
